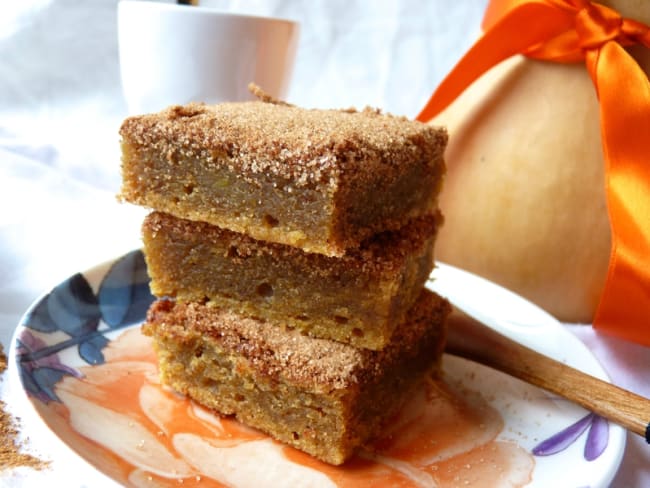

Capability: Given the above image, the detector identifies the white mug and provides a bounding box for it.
[117,0,299,114]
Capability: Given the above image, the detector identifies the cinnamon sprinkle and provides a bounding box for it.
[0,343,49,472]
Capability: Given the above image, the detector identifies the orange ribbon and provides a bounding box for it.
[418,0,650,345]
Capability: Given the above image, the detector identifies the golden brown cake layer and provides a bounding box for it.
[142,210,441,350]
[142,290,450,465]
[120,101,447,257]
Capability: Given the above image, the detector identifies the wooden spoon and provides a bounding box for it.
[445,306,650,442]
[429,262,650,443]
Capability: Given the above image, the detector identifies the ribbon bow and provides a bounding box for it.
[418,0,650,345]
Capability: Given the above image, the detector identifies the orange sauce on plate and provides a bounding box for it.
[34,328,533,487]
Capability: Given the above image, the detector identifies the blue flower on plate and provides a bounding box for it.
[16,250,155,403]
[533,412,609,461]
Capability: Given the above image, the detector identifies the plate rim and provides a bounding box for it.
[8,251,627,487]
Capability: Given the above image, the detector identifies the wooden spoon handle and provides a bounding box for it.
[445,309,650,442]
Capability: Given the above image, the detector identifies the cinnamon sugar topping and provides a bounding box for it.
[0,344,49,472]
[144,210,441,277]
[119,98,447,187]
[144,291,449,390]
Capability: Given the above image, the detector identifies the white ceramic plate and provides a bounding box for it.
[8,252,625,487]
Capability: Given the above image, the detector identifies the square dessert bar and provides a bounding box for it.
[120,101,447,256]
[142,210,441,350]
[142,290,450,465]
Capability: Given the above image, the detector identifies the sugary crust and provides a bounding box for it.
[119,100,447,256]
[143,210,442,278]
[119,101,448,189]
[143,290,450,391]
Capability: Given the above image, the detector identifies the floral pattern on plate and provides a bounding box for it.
[16,250,154,402]
[11,251,625,487]
[533,413,609,461]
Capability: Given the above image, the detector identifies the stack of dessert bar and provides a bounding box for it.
[119,98,450,465]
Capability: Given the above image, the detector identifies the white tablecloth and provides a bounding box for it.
[1,1,648,486]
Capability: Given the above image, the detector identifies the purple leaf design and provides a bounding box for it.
[585,415,609,461]
[17,331,80,377]
[533,413,594,456]
[17,330,82,403]
[533,412,610,461]
[16,327,48,353]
